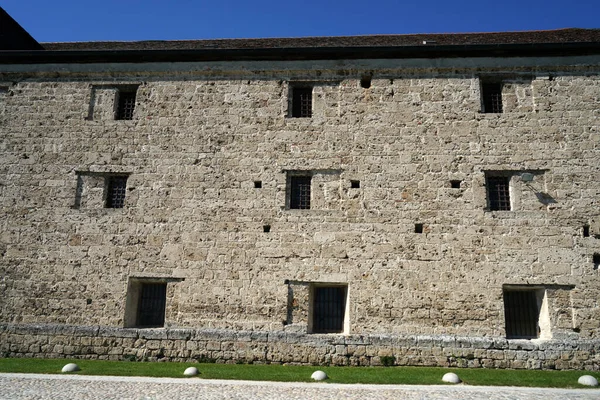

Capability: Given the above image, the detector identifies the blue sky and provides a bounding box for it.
[3,0,598,42]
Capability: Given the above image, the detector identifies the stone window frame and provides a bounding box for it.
[308,283,349,334]
[123,277,184,328]
[73,171,131,210]
[502,285,551,340]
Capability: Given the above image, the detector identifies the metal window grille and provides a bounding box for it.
[289,175,311,209]
[313,286,347,333]
[136,283,167,327]
[482,82,503,113]
[487,176,510,211]
[106,176,127,208]
[116,91,136,120]
[292,87,312,118]
[503,290,539,339]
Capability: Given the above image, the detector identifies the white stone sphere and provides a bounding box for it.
[311,370,328,381]
[442,372,461,384]
[183,367,199,376]
[578,375,598,386]
[61,363,81,373]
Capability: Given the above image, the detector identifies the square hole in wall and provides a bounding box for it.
[583,225,590,237]
[350,180,360,189]
[254,181,262,189]
[414,223,424,234]
[450,180,461,189]
[263,225,271,233]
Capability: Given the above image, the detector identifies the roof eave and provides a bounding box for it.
[1,42,599,64]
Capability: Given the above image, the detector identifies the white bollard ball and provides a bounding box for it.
[442,372,461,383]
[311,370,328,381]
[183,367,199,376]
[578,375,598,386]
[61,363,81,373]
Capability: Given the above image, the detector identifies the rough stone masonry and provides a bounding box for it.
[0,10,600,368]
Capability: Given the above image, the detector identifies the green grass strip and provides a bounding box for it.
[0,358,598,388]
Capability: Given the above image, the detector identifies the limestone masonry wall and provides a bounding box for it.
[1,55,599,368]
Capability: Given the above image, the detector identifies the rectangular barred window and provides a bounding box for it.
[503,289,540,339]
[291,87,312,118]
[312,285,347,333]
[106,176,127,208]
[116,89,136,120]
[486,175,511,211]
[289,175,312,209]
[136,283,167,327]
[481,82,503,113]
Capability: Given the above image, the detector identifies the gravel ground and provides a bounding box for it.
[1,373,599,400]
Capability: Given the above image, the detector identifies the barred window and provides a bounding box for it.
[106,176,127,208]
[312,285,347,333]
[136,283,167,328]
[291,87,312,118]
[289,175,311,209]
[503,289,540,339]
[481,82,503,113]
[116,89,136,120]
[486,175,511,211]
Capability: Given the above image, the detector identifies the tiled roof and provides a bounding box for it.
[41,29,600,51]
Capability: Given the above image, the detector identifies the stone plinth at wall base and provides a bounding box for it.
[1,323,599,370]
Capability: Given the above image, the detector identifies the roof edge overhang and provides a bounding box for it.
[1,42,599,64]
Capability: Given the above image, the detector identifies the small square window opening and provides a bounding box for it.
[414,223,424,234]
[450,180,461,189]
[350,180,360,189]
[291,87,312,118]
[481,81,503,113]
[106,176,127,208]
[263,225,271,233]
[254,181,262,189]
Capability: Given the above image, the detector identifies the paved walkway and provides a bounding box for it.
[0,373,598,400]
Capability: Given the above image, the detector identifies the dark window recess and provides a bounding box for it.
[594,253,600,269]
[263,225,271,233]
[106,176,127,208]
[487,176,511,211]
[136,283,167,327]
[360,76,372,89]
[291,87,312,118]
[583,225,590,237]
[415,223,424,234]
[290,175,311,209]
[350,180,360,189]
[482,82,503,113]
[450,180,461,189]
[503,290,539,339]
[116,90,136,120]
[313,286,347,333]
[254,181,262,188]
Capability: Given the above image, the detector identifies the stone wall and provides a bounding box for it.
[1,323,599,370]
[1,55,600,366]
